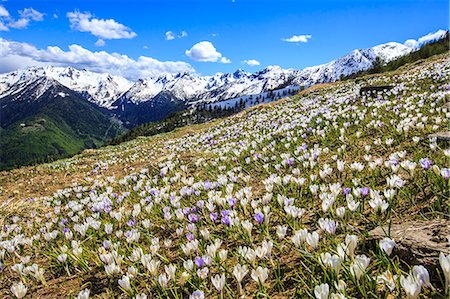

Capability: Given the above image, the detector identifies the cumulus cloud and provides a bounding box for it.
[242,59,260,66]
[404,29,447,49]
[0,38,194,80]
[282,34,312,43]
[67,11,137,40]
[0,5,10,17]
[185,41,230,63]
[19,8,44,21]
[0,5,44,30]
[178,31,187,38]
[95,39,105,47]
[165,31,175,40]
[8,18,29,29]
[0,21,7,31]
[165,30,187,40]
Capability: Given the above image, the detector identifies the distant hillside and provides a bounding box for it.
[0,78,124,170]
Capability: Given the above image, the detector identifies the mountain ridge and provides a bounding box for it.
[2,31,446,116]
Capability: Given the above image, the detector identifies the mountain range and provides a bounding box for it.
[0,30,447,169]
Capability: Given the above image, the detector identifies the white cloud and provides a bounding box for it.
[166,30,187,40]
[0,38,194,80]
[242,59,260,66]
[67,11,137,40]
[404,29,447,49]
[0,4,9,17]
[165,31,175,40]
[19,7,44,21]
[95,39,105,47]
[0,21,8,31]
[282,34,312,43]
[0,5,44,30]
[185,41,230,63]
[8,18,29,29]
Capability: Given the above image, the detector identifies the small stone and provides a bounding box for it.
[428,131,450,142]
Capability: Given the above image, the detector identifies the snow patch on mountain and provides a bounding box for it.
[0,66,132,107]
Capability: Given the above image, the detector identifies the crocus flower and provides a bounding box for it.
[314,283,329,299]
[194,256,205,268]
[400,274,421,299]
[11,281,27,298]
[379,237,396,256]
[377,270,397,291]
[439,252,450,293]
[254,213,264,224]
[251,266,269,284]
[190,290,204,299]
[419,158,432,170]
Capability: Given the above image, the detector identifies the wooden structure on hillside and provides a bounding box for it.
[359,85,394,97]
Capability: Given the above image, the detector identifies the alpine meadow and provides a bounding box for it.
[0,1,449,298]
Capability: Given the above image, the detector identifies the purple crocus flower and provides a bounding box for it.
[361,187,370,197]
[127,219,136,227]
[210,213,218,223]
[420,158,432,170]
[204,181,212,190]
[188,213,200,223]
[221,210,231,217]
[63,227,70,234]
[197,200,204,209]
[344,187,351,195]
[194,256,204,268]
[286,158,294,166]
[228,198,237,208]
[60,218,68,226]
[190,290,204,299]
[221,216,231,226]
[186,232,195,241]
[254,213,264,224]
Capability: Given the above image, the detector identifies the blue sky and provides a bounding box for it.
[0,0,447,79]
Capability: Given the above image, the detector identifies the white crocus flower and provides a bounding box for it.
[400,274,421,299]
[314,283,329,299]
[251,266,269,284]
[379,237,396,256]
[11,281,28,299]
[118,274,132,292]
[211,273,226,292]
[350,255,370,280]
[440,253,450,293]
[376,270,397,291]
[306,231,320,249]
[76,289,90,299]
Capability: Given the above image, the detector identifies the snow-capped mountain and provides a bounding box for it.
[0,66,132,108]
[292,42,413,86]
[114,41,412,110]
[0,30,446,127]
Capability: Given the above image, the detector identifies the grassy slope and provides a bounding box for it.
[0,53,448,298]
[0,94,124,170]
[0,115,84,169]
